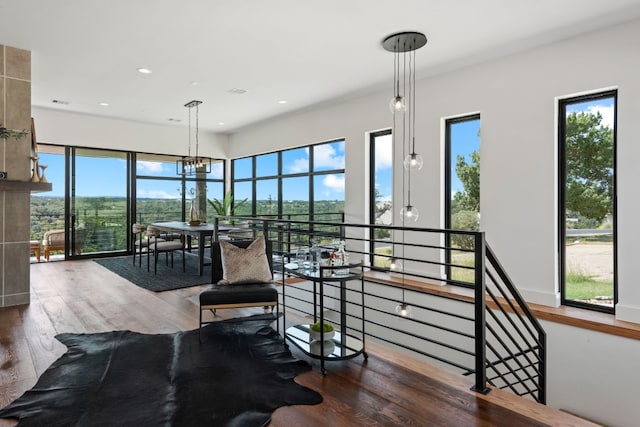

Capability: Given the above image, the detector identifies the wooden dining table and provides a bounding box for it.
[150,221,233,276]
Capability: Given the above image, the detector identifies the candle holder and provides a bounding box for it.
[38,164,48,183]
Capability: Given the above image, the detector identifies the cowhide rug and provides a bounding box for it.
[0,315,322,426]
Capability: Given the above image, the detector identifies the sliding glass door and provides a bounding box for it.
[67,147,130,258]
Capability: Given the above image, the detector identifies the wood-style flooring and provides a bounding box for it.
[0,259,601,427]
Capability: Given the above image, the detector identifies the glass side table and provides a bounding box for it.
[282,262,367,375]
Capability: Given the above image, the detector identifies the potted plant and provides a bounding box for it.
[208,190,248,224]
[309,321,335,341]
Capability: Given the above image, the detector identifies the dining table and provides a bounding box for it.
[150,221,234,276]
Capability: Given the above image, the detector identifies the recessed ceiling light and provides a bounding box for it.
[228,88,247,95]
[191,81,199,86]
[218,122,225,126]
[137,68,153,74]
[51,99,70,105]
[278,100,288,104]
[98,102,109,106]
[168,118,182,122]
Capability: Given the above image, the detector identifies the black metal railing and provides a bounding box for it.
[214,215,546,404]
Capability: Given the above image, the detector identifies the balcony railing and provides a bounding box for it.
[215,215,547,403]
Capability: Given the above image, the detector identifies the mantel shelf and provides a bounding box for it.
[0,180,52,193]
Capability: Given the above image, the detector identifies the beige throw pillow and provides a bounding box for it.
[219,237,272,285]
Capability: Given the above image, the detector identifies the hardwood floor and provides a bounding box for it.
[0,259,600,426]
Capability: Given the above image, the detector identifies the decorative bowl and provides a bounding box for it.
[188,220,201,226]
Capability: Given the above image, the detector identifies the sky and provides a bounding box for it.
[33,98,613,202]
[448,119,481,197]
[372,118,481,202]
[566,98,615,128]
[34,141,346,201]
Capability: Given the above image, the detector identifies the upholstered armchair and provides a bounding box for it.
[199,237,278,340]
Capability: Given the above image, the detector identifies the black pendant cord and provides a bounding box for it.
[411,47,417,155]
[195,102,199,161]
[404,47,412,208]
[394,40,400,99]
[187,104,192,159]
[401,46,407,295]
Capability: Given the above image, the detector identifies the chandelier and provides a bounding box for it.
[383,31,427,222]
[176,100,212,176]
[383,31,427,318]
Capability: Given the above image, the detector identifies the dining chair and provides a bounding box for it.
[132,223,165,267]
[146,225,185,274]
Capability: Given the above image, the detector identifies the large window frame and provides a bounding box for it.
[444,114,481,287]
[134,152,225,226]
[558,90,617,314]
[231,139,345,222]
[31,144,225,260]
[369,129,393,269]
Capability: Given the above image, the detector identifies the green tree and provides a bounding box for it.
[373,187,391,239]
[451,210,479,250]
[565,111,613,223]
[453,150,480,213]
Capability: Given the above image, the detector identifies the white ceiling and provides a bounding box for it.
[2,0,640,134]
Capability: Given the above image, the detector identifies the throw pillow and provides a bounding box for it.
[219,237,272,285]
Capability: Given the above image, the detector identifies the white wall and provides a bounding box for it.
[228,19,640,425]
[32,106,229,158]
[543,321,640,427]
[230,19,640,323]
[29,19,640,425]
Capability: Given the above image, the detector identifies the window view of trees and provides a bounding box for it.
[30,147,224,260]
[232,140,345,222]
[446,115,481,284]
[561,92,616,311]
[370,130,393,268]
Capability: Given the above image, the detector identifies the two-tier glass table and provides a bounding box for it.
[282,261,367,374]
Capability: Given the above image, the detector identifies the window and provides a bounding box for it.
[445,114,481,285]
[559,90,616,313]
[231,139,345,222]
[369,130,393,268]
[30,146,225,260]
[136,153,224,224]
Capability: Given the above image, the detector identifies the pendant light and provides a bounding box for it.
[176,100,212,176]
[383,31,426,316]
[395,301,413,318]
[382,31,427,222]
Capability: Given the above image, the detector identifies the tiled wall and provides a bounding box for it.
[1,45,32,307]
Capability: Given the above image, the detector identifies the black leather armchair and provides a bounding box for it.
[199,239,278,340]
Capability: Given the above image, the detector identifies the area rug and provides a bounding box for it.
[94,253,212,292]
[0,315,322,426]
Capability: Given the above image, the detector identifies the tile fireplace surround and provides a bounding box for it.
[1,44,32,307]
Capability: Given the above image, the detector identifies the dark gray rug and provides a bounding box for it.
[0,315,322,426]
[94,253,212,292]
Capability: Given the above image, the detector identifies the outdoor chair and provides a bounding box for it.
[43,228,87,261]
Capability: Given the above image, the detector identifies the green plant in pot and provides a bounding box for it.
[208,190,248,224]
[310,321,335,341]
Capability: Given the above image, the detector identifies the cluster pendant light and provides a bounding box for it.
[176,100,212,176]
[383,31,426,222]
[383,31,427,318]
